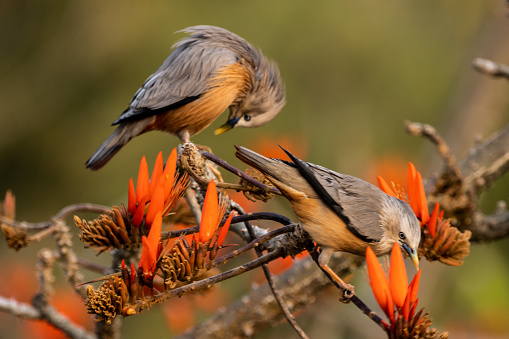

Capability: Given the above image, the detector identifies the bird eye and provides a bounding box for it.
[398,232,406,240]
[243,114,251,121]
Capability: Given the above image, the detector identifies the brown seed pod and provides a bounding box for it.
[388,310,449,339]
[1,223,29,251]
[74,213,133,254]
[85,276,130,323]
[239,168,275,202]
[418,219,471,266]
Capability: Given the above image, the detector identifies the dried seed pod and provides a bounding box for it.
[1,223,29,251]
[181,143,207,178]
[74,213,133,253]
[389,310,449,339]
[418,219,471,266]
[239,168,275,202]
[85,276,130,324]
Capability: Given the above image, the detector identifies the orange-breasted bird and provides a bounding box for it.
[86,25,285,170]
[235,145,421,295]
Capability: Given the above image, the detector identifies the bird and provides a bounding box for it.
[86,25,285,170]
[235,145,421,296]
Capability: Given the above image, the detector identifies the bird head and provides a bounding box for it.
[382,198,421,270]
[215,58,285,135]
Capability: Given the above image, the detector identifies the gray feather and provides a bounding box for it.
[306,163,386,242]
[114,25,262,125]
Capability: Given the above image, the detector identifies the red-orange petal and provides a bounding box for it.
[145,178,165,229]
[389,242,408,309]
[407,163,419,217]
[217,212,234,247]
[130,263,136,284]
[401,270,420,321]
[428,202,440,237]
[402,287,411,321]
[136,156,150,204]
[147,211,163,255]
[410,297,419,320]
[199,180,219,243]
[150,152,164,197]
[408,269,421,303]
[377,176,397,198]
[128,178,136,216]
[132,197,147,227]
[139,236,156,277]
[366,247,391,314]
[2,190,15,219]
[385,288,394,325]
[163,148,178,198]
[415,172,430,225]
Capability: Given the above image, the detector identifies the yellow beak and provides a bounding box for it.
[214,122,234,135]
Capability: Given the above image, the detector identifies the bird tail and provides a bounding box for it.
[86,123,144,170]
[234,145,293,181]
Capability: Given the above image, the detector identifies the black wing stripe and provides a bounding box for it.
[279,146,376,243]
[112,94,203,125]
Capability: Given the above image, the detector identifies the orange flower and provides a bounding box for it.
[366,243,422,328]
[199,180,229,244]
[366,246,393,322]
[139,211,163,282]
[389,243,408,309]
[127,149,188,229]
[407,163,430,225]
[217,212,234,247]
[427,202,440,238]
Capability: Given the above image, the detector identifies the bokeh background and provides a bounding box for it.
[1,0,509,338]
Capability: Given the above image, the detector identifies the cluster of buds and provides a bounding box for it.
[377,163,471,266]
[0,190,28,251]
[366,243,448,338]
[84,179,234,322]
[75,149,189,253]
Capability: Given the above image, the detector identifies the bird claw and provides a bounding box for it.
[338,283,355,303]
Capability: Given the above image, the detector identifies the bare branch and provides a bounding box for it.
[460,123,509,196]
[0,297,39,319]
[177,253,365,339]
[472,58,509,80]
[0,296,96,339]
[0,203,112,230]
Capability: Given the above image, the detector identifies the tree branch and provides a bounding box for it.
[472,58,509,80]
[177,253,365,339]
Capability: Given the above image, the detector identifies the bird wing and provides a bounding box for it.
[280,147,385,243]
[113,42,238,125]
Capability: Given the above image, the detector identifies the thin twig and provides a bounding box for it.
[184,185,202,224]
[210,224,295,269]
[233,204,308,339]
[202,151,281,194]
[0,203,112,230]
[52,219,85,295]
[77,258,113,275]
[308,249,385,330]
[405,121,462,182]
[149,248,284,306]
[161,212,293,240]
[26,248,97,339]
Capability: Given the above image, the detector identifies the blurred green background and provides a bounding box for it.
[1,0,509,338]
